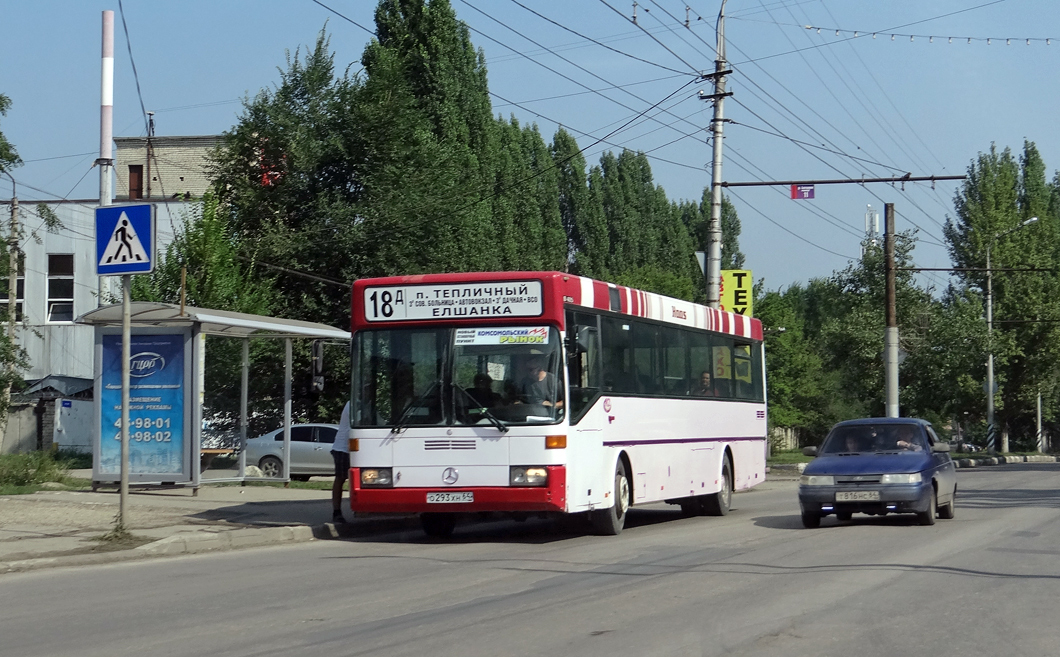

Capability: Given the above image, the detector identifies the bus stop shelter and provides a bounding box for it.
[77,302,350,492]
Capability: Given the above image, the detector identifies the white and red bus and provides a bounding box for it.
[348,271,766,536]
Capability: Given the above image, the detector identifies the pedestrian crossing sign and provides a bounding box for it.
[96,204,155,276]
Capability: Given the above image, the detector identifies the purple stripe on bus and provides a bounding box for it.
[602,436,766,447]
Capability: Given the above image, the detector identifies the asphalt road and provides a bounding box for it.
[3,464,1059,657]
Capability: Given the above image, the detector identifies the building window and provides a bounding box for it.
[0,252,24,322]
[129,164,144,199]
[47,254,75,322]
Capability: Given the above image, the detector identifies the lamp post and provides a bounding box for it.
[985,216,1038,454]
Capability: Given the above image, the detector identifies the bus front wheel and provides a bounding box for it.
[591,460,630,535]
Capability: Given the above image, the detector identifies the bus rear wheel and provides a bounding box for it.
[591,460,630,535]
[701,458,732,516]
[421,513,457,538]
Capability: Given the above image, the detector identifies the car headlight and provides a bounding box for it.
[510,466,548,486]
[799,475,835,486]
[360,468,393,487]
[880,473,922,484]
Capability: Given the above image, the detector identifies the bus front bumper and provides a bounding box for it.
[350,466,566,514]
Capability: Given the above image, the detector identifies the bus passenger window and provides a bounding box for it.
[601,316,635,393]
[733,343,755,399]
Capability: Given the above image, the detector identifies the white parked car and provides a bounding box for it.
[244,424,339,481]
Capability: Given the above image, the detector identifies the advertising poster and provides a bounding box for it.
[99,333,186,476]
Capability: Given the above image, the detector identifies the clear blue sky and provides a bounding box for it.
[2,0,1057,292]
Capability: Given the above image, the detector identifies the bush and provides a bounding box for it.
[54,448,93,470]
[0,451,70,486]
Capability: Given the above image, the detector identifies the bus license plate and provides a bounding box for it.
[836,490,880,502]
[427,491,474,504]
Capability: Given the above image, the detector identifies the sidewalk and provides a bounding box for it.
[0,470,417,575]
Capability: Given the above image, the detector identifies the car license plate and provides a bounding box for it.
[426,491,474,504]
[836,490,880,502]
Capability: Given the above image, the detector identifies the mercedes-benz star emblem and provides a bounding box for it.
[442,467,459,485]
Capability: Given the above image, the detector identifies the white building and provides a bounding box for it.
[2,135,218,452]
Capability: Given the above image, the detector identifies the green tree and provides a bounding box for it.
[362,0,497,272]
[945,142,1060,447]
[0,93,27,420]
[131,194,283,433]
[0,94,20,172]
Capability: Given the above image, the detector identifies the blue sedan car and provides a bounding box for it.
[798,418,957,528]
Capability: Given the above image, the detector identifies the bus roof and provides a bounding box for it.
[353,271,762,341]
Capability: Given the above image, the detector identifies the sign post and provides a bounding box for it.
[720,269,753,316]
[96,204,155,532]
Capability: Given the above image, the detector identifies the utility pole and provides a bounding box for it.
[7,179,17,345]
[702,0,732,310]
[145,111,154,200]
[884,203,899,417]
[1,178,15,444]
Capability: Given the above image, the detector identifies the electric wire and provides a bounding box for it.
[308,0,375,36]
[461,5,710,158]
[597,0,705,73]
[117,0,151,136]
[727,0,1012,65]
[507,0,696,75]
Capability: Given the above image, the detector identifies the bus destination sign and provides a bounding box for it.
[364,281,543,322]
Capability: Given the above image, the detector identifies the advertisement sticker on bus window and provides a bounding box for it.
[454,326,550,345]
[363,281,543,322]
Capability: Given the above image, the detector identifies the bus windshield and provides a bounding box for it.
[353,326,564,428]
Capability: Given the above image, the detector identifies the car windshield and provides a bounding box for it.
[353,326,564,428]
[820,424,927,454]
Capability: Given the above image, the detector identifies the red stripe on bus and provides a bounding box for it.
[592,281,610,310]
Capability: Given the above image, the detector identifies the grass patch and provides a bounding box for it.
[768,449,813,465]
[0,451,70,487]
[54,449,93,469]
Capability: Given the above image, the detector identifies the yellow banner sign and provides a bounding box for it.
[720,270,753,317]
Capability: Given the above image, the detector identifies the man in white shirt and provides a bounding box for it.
[330,402,352,523]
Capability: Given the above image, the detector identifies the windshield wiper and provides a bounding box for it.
[390,380,441,434]
[452,384,509,433]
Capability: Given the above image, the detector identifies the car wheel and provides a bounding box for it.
[918,487,938,526]
[591,459,631,535]
[701,458,732,516]
[258,456,282,478]
[801,512,821,528]
[938,488,956,520]
[836,511,853,522]
[421,513,457,538]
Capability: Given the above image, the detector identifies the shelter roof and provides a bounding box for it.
[76,302,350,340]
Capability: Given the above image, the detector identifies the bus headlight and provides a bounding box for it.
[799,475,834,486]
[510,466,548,486]
[361,468,393,487]
[880,473,921,484]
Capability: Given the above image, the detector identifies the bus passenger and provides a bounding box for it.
[693,371,715,396]
[520,357,562,408]
[468,372,501,408]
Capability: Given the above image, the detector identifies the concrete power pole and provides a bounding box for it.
[704,0,730,310]
[884,203,899,417]
[6,180,16,346]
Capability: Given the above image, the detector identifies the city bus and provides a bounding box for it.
[347,271,766,536]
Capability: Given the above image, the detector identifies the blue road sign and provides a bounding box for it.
[96,204,155,275]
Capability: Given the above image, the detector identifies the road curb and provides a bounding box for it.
[0,524,316,575]
[955,454,1056,468]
